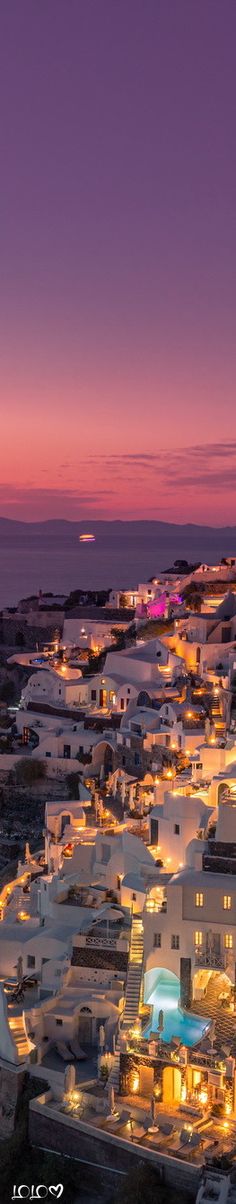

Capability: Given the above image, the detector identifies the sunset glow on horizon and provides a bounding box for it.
[0,1,236,525]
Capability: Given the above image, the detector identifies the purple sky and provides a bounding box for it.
[0,0,236,523]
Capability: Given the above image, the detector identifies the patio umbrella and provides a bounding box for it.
[64,1064,76,1093]
[209,1021,216,1048]
[148,1095,158,1133]
[99,1025,105,1051]
[16,955,23,984]
[108,1085,115,1114]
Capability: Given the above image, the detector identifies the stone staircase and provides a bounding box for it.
[123,916,144,1027]
[108,914,144,1090]
[8,1013,32,1062]
[210,695,225,734]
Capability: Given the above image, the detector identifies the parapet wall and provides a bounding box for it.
[29,1101,200,1195]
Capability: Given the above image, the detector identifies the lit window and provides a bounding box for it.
[224,934,233,949]
[223,895,232,910]
[195,892,203,907]
[195,931,203,946]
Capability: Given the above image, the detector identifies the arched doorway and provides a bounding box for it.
[163,1066,182,1106]
[78,1006,92,1045]
[218,782,229,804]
[137,691,152,708]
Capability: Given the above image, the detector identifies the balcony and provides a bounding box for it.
[194,946,233,971]
[145,899,167,914]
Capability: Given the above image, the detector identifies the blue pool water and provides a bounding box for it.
[143,968,210,1048]
[144,1006,210,1047]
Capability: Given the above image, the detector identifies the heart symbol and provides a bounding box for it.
[49,1189,63,1200]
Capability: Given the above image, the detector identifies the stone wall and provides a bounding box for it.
[71,946,128,972]
[120,1050,163,1098]
[0,1061,26,1138]
[0,617,63,650]
[29,1105,200,1195]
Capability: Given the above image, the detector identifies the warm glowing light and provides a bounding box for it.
[17,910,28,921]
[199,1090,208,1106]
[130,1072,140,1093]
[225,1102,232,1116]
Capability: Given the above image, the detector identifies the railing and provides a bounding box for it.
[194,947,232,970]
[123,1036,226,1073]
[188,1050,226,1072]
[75,932,129,951]
[144,901,167,914]
[85,934,118,949]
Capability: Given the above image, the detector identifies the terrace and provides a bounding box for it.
[29,1084,236,1178]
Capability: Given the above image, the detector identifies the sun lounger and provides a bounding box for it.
[69,1039,87,1060]
[56,1041,75,1061]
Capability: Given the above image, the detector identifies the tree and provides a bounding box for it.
[13,758,46,786]
[67,771,81,798]
[15,630,25,648]
[111,627,126,649]
[183,584,203,612]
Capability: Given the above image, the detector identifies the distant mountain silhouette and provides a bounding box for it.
[0,516,236,559]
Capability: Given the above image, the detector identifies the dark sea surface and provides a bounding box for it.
[1,519,236,608]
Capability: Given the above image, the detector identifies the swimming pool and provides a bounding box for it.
[143,968,210,1048]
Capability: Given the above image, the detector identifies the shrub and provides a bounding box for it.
[13,758,46,786]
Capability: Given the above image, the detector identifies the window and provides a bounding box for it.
[91,690,96,702]
[56,1018,63,1026]
[195,892,204,907]
[174,823,180,835]
[63,744,71,759]
[195,931,203,946]
[61,814,70,834]
[132,892,136,902]
[171,935,179,949]
[224,933,233,949]
[101,843,110,864]
[224,895,232,910]
[154,933,161,947]
[27,955,35,968]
